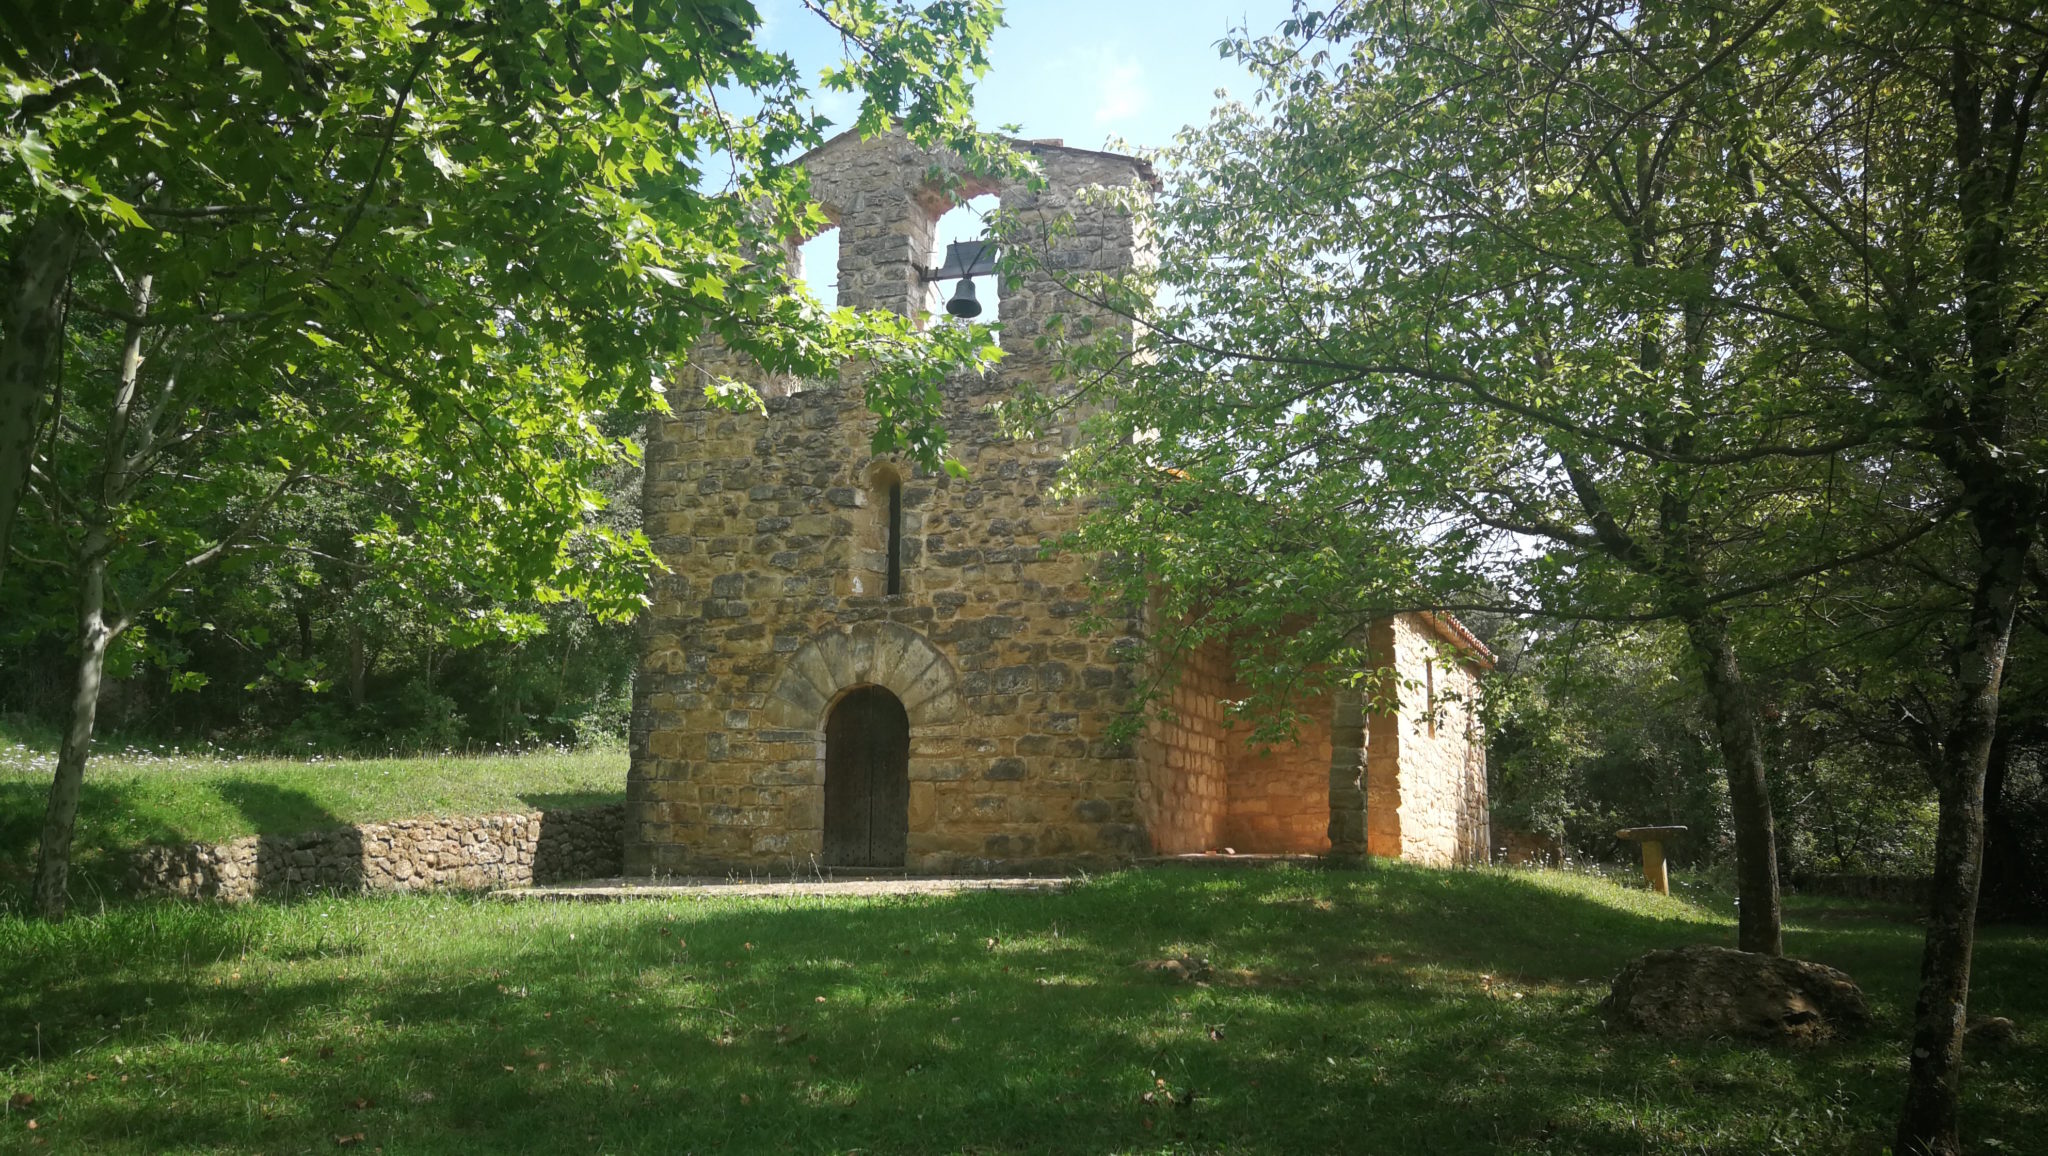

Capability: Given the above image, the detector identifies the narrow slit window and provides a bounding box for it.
[1425,659,1436,738]
[886,480,904,595]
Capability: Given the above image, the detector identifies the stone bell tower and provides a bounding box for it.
[626,130,1161,875]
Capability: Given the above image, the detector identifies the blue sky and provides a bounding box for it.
[758,0,1293,154]
[758,0,1296,307]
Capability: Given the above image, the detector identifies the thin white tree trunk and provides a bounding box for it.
[31,272,152,920]
[32,533,114,920]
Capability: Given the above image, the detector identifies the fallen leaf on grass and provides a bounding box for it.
[9,1093,33,1110]
[351,1097,374,1110]
[335,1131,365,1146]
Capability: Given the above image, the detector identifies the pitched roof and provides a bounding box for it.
[1416,611,1495,670]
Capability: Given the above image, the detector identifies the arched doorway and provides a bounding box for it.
[823,685,910,867]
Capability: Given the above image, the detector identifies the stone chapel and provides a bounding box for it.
[626,130,1491,876]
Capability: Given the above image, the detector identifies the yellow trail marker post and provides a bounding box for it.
[1616,826,1688,895]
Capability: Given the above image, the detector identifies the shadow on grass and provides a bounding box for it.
[517,789,626,812]
[3,866,2043,1154]
[0,779,188,904]
[212,779,345,836]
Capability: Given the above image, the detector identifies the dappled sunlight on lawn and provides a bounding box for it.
[1,866,2041,1153]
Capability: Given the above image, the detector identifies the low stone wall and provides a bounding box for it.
[130,804,624,902]
[1493,826,1566,867]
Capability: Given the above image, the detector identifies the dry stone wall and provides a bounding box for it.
[1494,825,1566,866]
[130,805,623,901]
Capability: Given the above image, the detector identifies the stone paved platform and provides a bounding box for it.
[490,875,1072,902]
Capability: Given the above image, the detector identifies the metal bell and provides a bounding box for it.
[946,277,982,319]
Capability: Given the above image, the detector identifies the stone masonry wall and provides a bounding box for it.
[130,805,624,902]
[1223,695,1333,854]
[629,133,1159,875]
[1365,615,1489,866]
[1136,637,1232,853]
[1138,636,1337,856]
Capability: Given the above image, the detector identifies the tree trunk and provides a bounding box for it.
[1895,529,2028,1156]
[0,213,79,593]
[31,532,116,921]
[1684,610,1784,956]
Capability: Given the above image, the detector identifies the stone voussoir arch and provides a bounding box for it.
[764,621,962,732]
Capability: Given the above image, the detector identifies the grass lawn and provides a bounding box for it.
[0,738,626,899]
[1,866,2041,1154]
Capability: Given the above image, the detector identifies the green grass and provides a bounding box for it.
[1,866,2040,1154]
[0,739,626,898]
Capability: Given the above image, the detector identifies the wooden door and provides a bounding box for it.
[823,686,910,867]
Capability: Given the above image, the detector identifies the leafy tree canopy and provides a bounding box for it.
[0,0,1014,920]
[1,0,1011,617]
